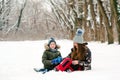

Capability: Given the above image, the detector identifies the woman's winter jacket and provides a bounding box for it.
[67,46,91,70]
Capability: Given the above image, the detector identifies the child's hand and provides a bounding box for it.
[51,56,62,64]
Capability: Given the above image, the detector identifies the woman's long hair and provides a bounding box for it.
[71,43,87,60]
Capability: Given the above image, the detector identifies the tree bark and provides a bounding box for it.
[99,8,106,42]
[89,0,98,41]
[98,0,114,44]
[16,0,27,32]
[110,0,120,44]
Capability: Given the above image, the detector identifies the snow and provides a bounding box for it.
[0,40,120,80]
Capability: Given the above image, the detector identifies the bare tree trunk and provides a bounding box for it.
[69,28,75,40]
[16,0,27,32]
[98,0,114,44]
[99,9,106,42]
[0,0,5,30]
[89,0,98,41]
[110,0,120,44]
[83,0,89,41]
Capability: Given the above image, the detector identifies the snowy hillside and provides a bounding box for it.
[0,40,120,80]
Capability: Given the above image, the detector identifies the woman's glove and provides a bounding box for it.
[79,61,85,66]
[51,56,62,64]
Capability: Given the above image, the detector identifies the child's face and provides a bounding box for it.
[49,42,56,49]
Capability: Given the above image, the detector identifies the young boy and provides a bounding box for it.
[34,38,62,73]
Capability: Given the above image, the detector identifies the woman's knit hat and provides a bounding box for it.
[73,28,84,44]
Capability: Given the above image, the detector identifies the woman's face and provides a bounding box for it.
[73,42,78,49]
[49,42,56,49]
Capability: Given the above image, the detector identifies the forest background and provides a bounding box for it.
[0,0,120,44]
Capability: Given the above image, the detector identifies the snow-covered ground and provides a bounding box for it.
[0,40,120,80]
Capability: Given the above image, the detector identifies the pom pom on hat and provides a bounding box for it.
[76,28,84,36]
[73,28,84,44]
[48,37,56,46]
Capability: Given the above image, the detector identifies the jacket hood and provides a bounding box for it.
[44,43,60,50]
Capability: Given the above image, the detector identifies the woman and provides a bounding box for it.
[67,42,91,71]
[55,29,91,71]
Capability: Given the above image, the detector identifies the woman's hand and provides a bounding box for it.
[72,60,79,65]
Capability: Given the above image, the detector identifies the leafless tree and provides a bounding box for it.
[110,0,120,44]
[49,0,120,44]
